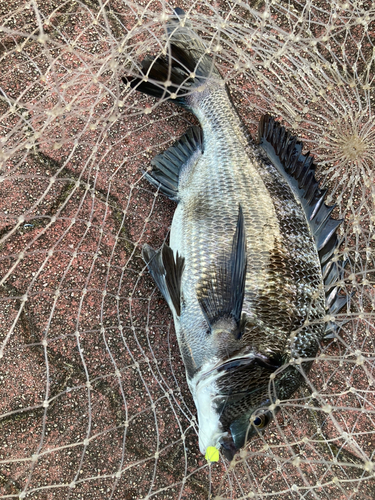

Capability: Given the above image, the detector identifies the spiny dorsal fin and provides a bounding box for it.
[258,114,343,263]
[144,126,203,201]
[142,243,185,317]
[258,114,350,333]
[197,205,247,335]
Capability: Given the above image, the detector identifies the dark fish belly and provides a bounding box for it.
[248,156,326,344]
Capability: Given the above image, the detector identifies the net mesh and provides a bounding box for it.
[0,1,374,499]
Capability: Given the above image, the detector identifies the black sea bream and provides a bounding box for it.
[123,8,348,460]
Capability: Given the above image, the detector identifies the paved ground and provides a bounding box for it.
[0,1,374,499]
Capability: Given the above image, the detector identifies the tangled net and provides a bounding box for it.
[0,1,374,499]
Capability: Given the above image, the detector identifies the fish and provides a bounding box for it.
[123,8,348,461]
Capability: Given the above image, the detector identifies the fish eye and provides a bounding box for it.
[250,413,268,429]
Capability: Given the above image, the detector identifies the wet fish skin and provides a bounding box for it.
[124,8,347,460]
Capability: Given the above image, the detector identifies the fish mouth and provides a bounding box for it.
[194,351,281,460]
[219,433,238,461]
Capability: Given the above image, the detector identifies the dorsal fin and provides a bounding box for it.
[258,114,343,264]
[258,115,349,332]
[144,126,203,201]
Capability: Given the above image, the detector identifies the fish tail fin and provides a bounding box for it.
[122,8,221,106]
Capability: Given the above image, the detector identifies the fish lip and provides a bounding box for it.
[188,353,258,455]
[219,433,238,461]
[190,353,281,456]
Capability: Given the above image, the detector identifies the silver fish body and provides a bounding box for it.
[169,85,325,455]
[125,8,347,460]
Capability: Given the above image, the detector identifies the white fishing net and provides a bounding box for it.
[0,1,374,499]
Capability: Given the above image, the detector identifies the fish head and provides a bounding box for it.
[191,351,284,461]
[215,354,282,460]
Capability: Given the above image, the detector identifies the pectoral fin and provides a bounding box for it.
[197,205,247,335]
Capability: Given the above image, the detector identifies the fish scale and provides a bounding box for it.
[177,89,322,359]
[124,7,349,461]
